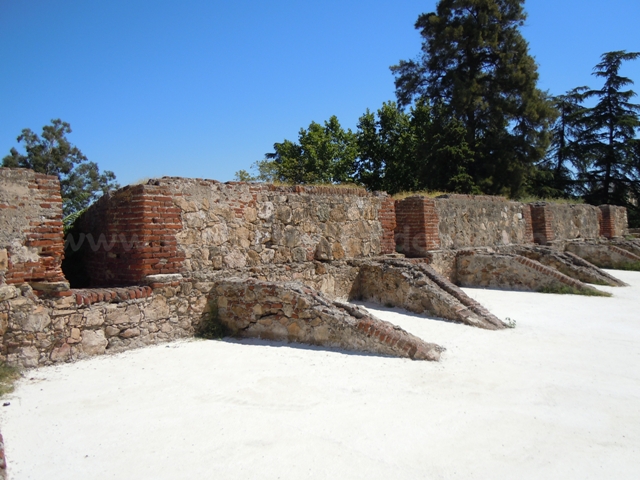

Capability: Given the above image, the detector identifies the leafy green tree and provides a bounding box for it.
[390,0,555,197]
[234,159,280,183]
[3,119,118,216]
[355,100,475,194]
[576,51,640,208]
[252,116,358,185]
[355,102,416,193]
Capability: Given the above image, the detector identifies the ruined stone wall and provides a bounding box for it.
[73,183,185,286]
[0,168,66,286]
[455,251,601,294]
[434,195,533,248]
[599,205,628,239]
[75,178,395,286]
[394,194,533,255]
[529,202,603,245]
[213,277,443,360]
[159,178,393,277]
[0,279,208,368]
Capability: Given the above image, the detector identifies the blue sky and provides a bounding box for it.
[1,0,639,187]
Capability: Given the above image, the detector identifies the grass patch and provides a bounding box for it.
[611,261,640,271]
[0,363,20,397]
[392,190,449,200]
[538,284,611,297]
[517,196,585,205]
[195,300,228,340]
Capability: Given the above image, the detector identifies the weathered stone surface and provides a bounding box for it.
[502,245,627,287]
[18,307,51,333]
[455,250,604,295]
[144,274,184,285]
[30,281,70,293]
[18,346,40,368]
[213,277,444,361]
[546,203,601,241]
[80,330,108,356]
[0,286,17,302]
[565,240,640,270]
[352,259,506,330]
[50,343,71,362]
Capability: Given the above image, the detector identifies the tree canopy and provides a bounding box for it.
[2,119,119,216]
[577,51,640,207]
[390,0,555,197]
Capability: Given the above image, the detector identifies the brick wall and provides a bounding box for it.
[530,203,555,245]
[599,205,628,239]
[378,195,397,254]
[0,168,65,285]
[74,184,185,286]
[394,197,440,257]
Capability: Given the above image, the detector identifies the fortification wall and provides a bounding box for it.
[166,178,395,276]
[395,195,532,255]
[73,183,185,286]
[599,205,628,239]
[0,168,66,287]
[529,202,601,244]
[74,178,395,286]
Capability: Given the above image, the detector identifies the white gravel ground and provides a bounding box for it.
[2,270,640,480]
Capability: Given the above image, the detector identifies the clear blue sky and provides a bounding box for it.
[1,0,639,187]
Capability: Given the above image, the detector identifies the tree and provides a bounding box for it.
[355,102,416,193]
[250,116,358,185]
[3,119,118,216]
[576,51,640,208]
[533,87,589,198]
[390,0,555,197]
[355,100,475,194]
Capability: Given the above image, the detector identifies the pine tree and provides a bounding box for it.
[577,51,640,208]
[390,0,555,197]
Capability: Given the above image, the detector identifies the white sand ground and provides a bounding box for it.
[2,270,640,480]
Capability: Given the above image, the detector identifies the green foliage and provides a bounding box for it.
[195,300,227,340]
[63,208,88,236]
[2,119,119,216]
[259,116,358,185]
[612,261,640,272]
[537,285,611,297]
[576,51,640,210]
[0,362,20,397]
[355,101,476,194]
[390,0,555,197]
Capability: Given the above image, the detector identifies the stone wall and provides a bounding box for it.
[529,203,601,245]
[435,195,533,248]
[0,279,205,367]
[0,168,66,286]
[455,250,602,294]
[213,277,443,360]
[75,178,396,285]
[395,194,533,255]
[599,205,628,239]
[352,260,505,330]
[502,245,627,287]
[565,241,640,269]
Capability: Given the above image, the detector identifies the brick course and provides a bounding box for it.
[0,168,66,285]
[73,184,186,286]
